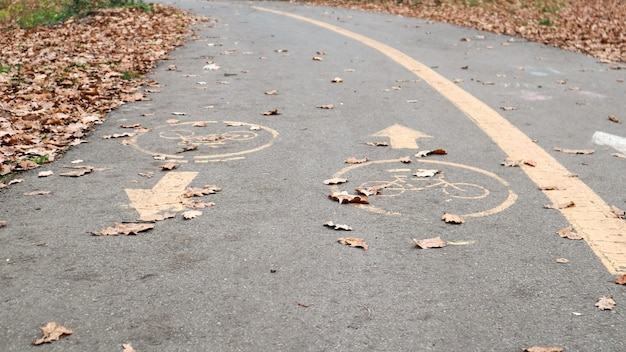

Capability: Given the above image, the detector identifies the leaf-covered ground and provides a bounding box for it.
[301,0,626,64]
[0,5,197,178]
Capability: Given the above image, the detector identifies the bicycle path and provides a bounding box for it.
[1,1,625,351]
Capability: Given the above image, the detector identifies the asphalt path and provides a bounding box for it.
[1,1,626,351]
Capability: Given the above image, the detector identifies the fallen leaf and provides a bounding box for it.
[414,169,440,178]
[556,79,567,84]
[331,77,343,83]
[412,236,446,249]
[608,115,621,123]
[556,226,583,240]
[610,205,625,218]
[556,258,570,264]
[365,141,389,147]
[501,159,536,167]
[355,185,386,196]
[453,78,464,83]
[261,109,281,116]
[120,123,141,128]
[180,199,215,209]
[274,49,288,53]
[612,153,626,159]
[329,191,369,204]
[323,178,348,185]
[442,212,464,224]
[399,156,412,163]
[324,221,352,231]
[192,121,207,127]
[415,149,447,158]
[59,168,92,177]
[167,65,177,71]
[595,296,616,310]
[264,90,278,95]
[24,190,51,196]
[554,147,595,154]
[317,51,326,55]
[524,347,564,352]
[500,106,517,111]
[183,185,221,197]
[8,178,24,185]
[317,104,334,109]
[122,343,136,352]
[176,144,198,153]
[538,185,566,190]
[338,237,368,250]
[102,132,136,139]
[297,302,310,308]
[160,162,179,170]
[0,221,6,228]
[182,210,202,219]
[32,322,73,345]
[203,63,220,70]
[166,119,180,124]
[544,201,576,210]
[93,222,155,236]
[482,81,495,85]
[615,274,626,285]
[38,170,54,177]
[344,157,369,164]
[312,56,323,61]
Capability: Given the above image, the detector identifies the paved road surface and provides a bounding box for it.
[1,1,625,351]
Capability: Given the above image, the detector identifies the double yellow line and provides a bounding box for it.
[253,5,626,274]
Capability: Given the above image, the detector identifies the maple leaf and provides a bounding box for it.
[355,185,386,196]
[544,201,576,210]
[442,212,464,224]
[182,210,202,219]
[524,347,564,352]
[32,322,73,345]
[615,274,626,285]
[323,178,348,185]
[38,170,54,177]
[344,157,369,164]
[554,147,595,154]
[93,222,155,236]
[412,236,446,249]
[160,162,179,170]
[261,109,281,116]
[328,191,369,204]
[556,226,583,240]
[181,199,215,209]
[324,221,352,231]
[595,296,616,310]
[338,237,368,250]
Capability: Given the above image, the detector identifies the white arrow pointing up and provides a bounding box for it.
[372,124,432,149]
[125,171,198,220]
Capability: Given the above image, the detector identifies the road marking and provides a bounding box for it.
[125,172,197,220]
[372,124,432,149]
[592,131,626,154]
[254,5,626,274]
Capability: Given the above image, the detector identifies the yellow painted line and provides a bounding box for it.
[125,171,198,220]
[253,6,626,274]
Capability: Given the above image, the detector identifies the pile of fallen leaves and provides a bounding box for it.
[300,0,626,64]
[0,5,195,177]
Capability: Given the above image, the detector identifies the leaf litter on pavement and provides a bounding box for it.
[32,322,73,345]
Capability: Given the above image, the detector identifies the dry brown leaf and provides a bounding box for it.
[93,222,155,236]
[138,172,154,178]
[554,147,595,155]
[24,190,51,196]
[317,104,334,109]
[329,191,369,204]
[312,56,323,61]
[539,185,566,191]
[610,205,625,219]
[482,81,495,85]
[122,343,136,352]
[595,296,616,310]
[0,221,6,228]
[355,185,386,196]
[544,201,576,210]
[192,121,207,127]
[261,109,281,116]
[323,178,348,185]
[608,115,621,123]
[264,90,278,95]
[501,159,536,167]
[177,144,198,153]
[166,119,181,124]
[32,322,73,345]
[324,221,352,231]
[180,199,216,209]
[500,106,517,111]
[120,123,141,128]
[183,185,221,197]
[138,212,176,222]
[331,77,343,83]
[556,226,583,240]
[414,169,440,178]
[442,212,464,224]
[415,148,447,158]
[317,51,326,55]
[38,170,54,177]
[160,162,179,170]
[274,49,288,53]
[556,258,570,264]
[182,210,202,219]
[102,132,136,139]
[412,236,446,249]
[59,168,92,177]
[615,274,626,285]
[612,153,626,159]
[344,157,369,164]
[365,141,389,147]
[524,347,564,352]
[338,237,368,250]
[399,156,412,163]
